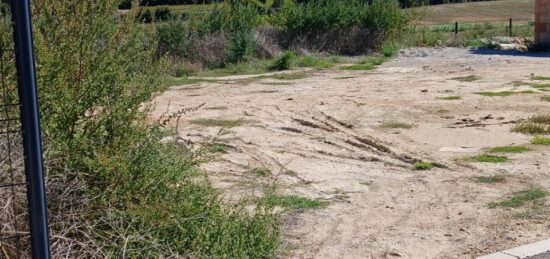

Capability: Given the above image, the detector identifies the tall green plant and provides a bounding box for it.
[24,0,279,257]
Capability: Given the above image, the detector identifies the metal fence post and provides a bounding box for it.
[10,0,51,258]
[455,21,458,35]
[509,18,513,37]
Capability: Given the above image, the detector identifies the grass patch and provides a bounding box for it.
[512,80,529,86]
[379,121,415,129]
[530,83,550,89]
[513,114,550,134]
[340,63,376,71]
[196,60,272,77]
[259,192,328,210]
[532,76,550,80]
[489,188,548,208]
[437,109,450,113]
[248,167,271,177]
[452,75,481,82]
[204,106,229,110]
[464,154,509,163]
[514,123,550,134]
[205,143,232,153]
[294,55,335,69]
[531,136,550,145]
[437,96,461,100]
[191,119,244,128]
[476,90,535,97]
[541,96,550,102]
[488,146,530,153]
[413,162,435,170]
[340,56,387,71]
[270,72,307,80]
[477,175,506,184]
[512,80,550,89]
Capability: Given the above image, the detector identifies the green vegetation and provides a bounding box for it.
[452,75,481,82]
[205,142,232,153]
[477,175,506,184]
[155,0,408,75]
[532,76,550,80]
[438,96,461,100]
[260,191,328,210]
[464,154,509,163]
[511,81,550,89]
[476,90,535,97]
[531,83,550,89]
[1,1,279,257]
[437,109,450,113]
[191,118,245,128]
[542,96,550,102]
[381,42,401,57]
[531,136,550,145]
[488,146,529,153]
[269,52,295,71]
[489,188,548,208]
[294,55,338,69]
[400,21,534,48]
[513,114,550,134]
[380,121,415,129]
[413,162,435,170]
[270,72,308,80]
[248,167,271,177]
[342,56,389,70]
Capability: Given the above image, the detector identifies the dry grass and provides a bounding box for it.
[418,0,535,25]
[379,121,415,129]
[452,75,481,82]
[513,114,550,134]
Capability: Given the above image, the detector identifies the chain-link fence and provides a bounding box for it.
[0,2,32,257]
[1,1,50,258]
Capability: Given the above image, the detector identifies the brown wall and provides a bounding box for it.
[536,0,550,44]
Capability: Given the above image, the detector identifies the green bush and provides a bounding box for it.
[157,20,190,57]
[274,0,368,36]
[273,0,408,53]
[27,0,279,257]
[381,41,400,57]
[269,51,295,71]
[224,2,263,64]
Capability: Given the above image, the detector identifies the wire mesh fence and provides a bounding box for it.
[0,2,32,258]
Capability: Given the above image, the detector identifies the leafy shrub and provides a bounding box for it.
[381,41,400,57]
[27,0,279,257]
[269,51,295,71]
[157,20,191,58]
[224,2,263,64]
[273,0,408,53]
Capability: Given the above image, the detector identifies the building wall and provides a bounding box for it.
[536,0,550,44]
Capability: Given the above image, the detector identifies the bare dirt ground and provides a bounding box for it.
[151,47,550,259]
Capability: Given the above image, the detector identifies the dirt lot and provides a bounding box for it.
[151,47,550,259]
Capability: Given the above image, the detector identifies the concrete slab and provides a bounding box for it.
[477,240,550,259]
[477,252,517,259]
[503,239,550,258]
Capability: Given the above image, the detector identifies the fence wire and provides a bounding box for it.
[0,2,32,258]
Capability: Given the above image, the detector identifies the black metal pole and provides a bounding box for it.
[455,21,458,35]
[509,18,513,37]
[10,0,51,258]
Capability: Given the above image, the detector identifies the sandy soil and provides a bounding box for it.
[151,47,550,259]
